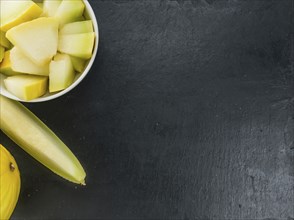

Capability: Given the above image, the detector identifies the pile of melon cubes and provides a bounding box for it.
[0,0,95,101]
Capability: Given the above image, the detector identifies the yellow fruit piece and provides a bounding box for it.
[58,32,95,59]
[6,17,59,66]
[0,144,21,220]
[0,46,4,62]
[54,0,85,26]
[0,0,43,32]
[0,31,11,49]
[0,95,86,184]
[49,53,75,93]
[0,50,22,76]
[4,75,48,101]
[10,47,50,76]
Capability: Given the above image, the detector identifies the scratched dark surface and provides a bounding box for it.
[2,0,293,219]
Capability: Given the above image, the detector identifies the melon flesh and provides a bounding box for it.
[0,46,4,62]
[0,31,11,48]
[58,32,95,59]
[49,54,75,92]
[6,17,59,66]
[54,0,85,26]
[0,0,43,32]
[59,20,93,35]
[10,47,49,76]
[0,50,21,76]
[70,56,87,73]
[43,0,61,17]
[4,75,48,101]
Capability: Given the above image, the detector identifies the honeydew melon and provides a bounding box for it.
[59,20,93,35]
[49,53,75,92]
[58,32,95,59]
[6,17,59,66]
[0,31,11,49]
[70,56,87,73]
[42,0,61,17]
[0,46,4,62]
[0,50,21,76]
[10,47,50,76]
[54,0,85,26]
[0,95,86,184]
[0,0,43,32]
[4,75,48,101]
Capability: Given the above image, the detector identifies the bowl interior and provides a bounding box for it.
[0,0,99,103]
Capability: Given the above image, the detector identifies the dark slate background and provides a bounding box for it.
[2,0,293,219]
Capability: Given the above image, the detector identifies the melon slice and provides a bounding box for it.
[49,53,75,92]
[6,17,59,66]
[0,31,11,49]
[4,75,48,101]
[0,0,43,32]
[0,46,4,62]
[58,32,95,59]
[10,47,49,76]
[42,0,61,17]
[59,20,93,35]
[70,56,87,73]
[54,0,85,26]
[0,50,21,76]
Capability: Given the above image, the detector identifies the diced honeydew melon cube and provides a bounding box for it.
[0,31,11,49]
[58,32,95,59]
[54,0,85,26]
[70,56,87,73]
[6,17,59,66]
[59,20,93,35]
[0,46,4,62]
[49,54,75,92]
[10,47,49,76]
[4,74,48,101]
[0,0,43,32]
[0,50,21,76]
[43,0,61,17]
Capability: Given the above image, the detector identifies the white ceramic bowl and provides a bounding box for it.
[0,0,99,102]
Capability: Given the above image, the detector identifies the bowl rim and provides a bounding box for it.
[0,0,99,103]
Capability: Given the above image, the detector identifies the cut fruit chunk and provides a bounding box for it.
[54,0,85,26]
[0,51,21,76]
[4,75,48,101]
[49,53,75,92]
[0,0,43,32]
[58,32,95,59]
[42,0,61,17]
[0,31,11,49]
[70,56,87,73]
[59,20,93,35]
[0,46,4,62]
[10,47,49,76]
[6,17,59,66]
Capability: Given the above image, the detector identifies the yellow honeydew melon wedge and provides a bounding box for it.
[10,47,49,76]
[0,50,21,76]
[6,17,59,66]
[54,0,85,26]
[58,32,95,59]
[0,46,4,62]
[70,56,87,73]
[59,20,93,35]
[0,95,86,184]
[4,75,48,101]
[43,0,61,17]
[0,0,43,32]
[49,53,75,92]
[0,31,11,49]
